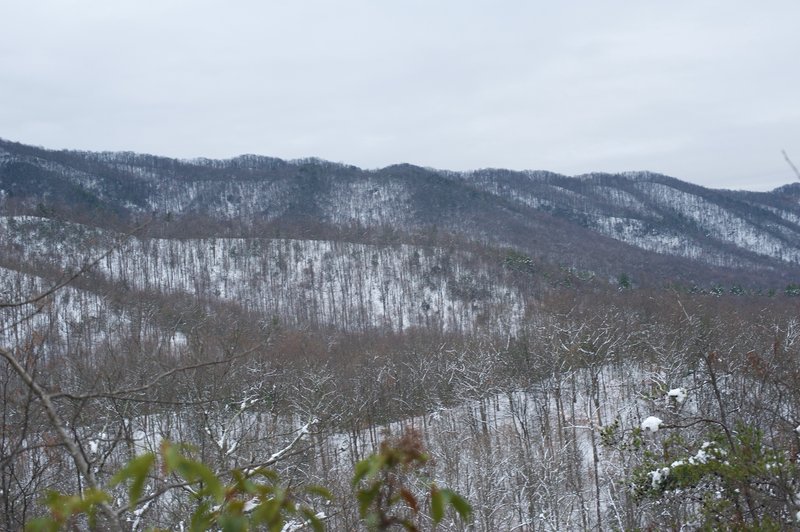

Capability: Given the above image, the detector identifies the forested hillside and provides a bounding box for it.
[4,138,800,285]
[1,140,799,530]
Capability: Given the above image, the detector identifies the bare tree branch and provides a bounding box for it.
[113,480,194,518]
[241,419,317,475]
[783,149,800,181]
[0,345,123,531]
[50,344,262,402]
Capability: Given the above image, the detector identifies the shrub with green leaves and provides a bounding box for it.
[27,441,330,532]
[25,431,470,531]
[353,429,471,531]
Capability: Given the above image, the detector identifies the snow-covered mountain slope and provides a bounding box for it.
[1,216,525,334]
[459,169,800,271]
[2,138,800,285]
[0,265,187,358]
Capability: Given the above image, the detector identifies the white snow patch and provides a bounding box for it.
[689,448,709,465]
[649,467,670,489]
[667,387,687,404]
[282,512,326,531]
[641,416,663,432]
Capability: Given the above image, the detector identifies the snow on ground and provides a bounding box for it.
[0,265,183,358]
[635,182,800,264]
[84,362,648,529]
[0,216,525,334]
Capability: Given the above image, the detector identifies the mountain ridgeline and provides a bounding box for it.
[2,137,800,291]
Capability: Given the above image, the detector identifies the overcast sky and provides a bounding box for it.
[2,1,799,190]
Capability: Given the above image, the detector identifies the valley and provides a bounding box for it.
[1,140,799,530]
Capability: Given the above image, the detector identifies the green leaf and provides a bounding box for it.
[110,453,155,506]
[430,486,471,524]
[225,499,245,516]
[24,517,58,532]
[79,489,111,529]
[443,489,472,521]
[66,488,110,516]
[194,463,225,503]
[162,442,224,503]
[252,497,281,526]
[218,513,248,532]
[430,486,445,524]
[252,467,280,483]
[162,441,183,473]
[357,485,380,517]
[352,458,373,486]
[189,501,214,532]
[353,454,385,486]
[300,507,325,532]
[305,484,332,501]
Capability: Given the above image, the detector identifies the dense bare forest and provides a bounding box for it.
[2,141,800,530]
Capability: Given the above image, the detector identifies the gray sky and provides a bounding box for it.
[2,1,799,191]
